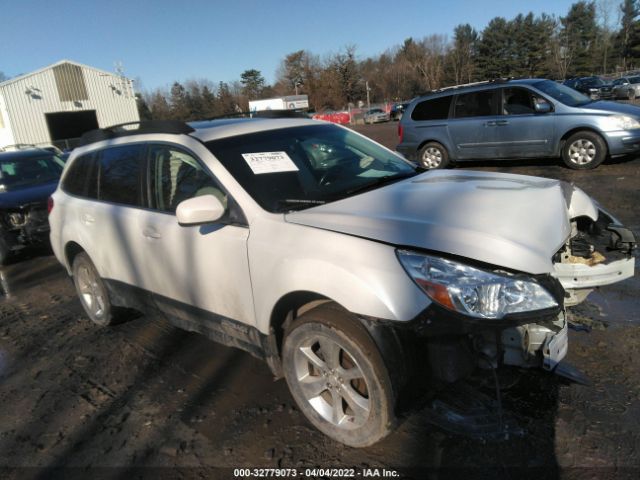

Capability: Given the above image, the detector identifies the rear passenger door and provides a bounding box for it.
[77,144,149,287]
[494,87,556,158]
[447,89,500,159]
[137,143,256,327]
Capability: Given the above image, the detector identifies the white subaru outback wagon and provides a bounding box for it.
[49,118,635,446]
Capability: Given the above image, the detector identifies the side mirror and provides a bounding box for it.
[176,194,225,226]
[534,101,552,114]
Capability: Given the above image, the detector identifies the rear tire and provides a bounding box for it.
[561,131,607,170]
[282,303,396,447]
[418,142,450,169]
[72,252,117,326]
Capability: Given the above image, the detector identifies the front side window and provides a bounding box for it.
[502,87,549,115]
[206,124,417,213]
[147,145,227,214]
[97,145,144,206]
[411,96,452,121]
[453,90,497,118]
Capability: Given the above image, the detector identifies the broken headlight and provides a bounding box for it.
[397,251,558,319]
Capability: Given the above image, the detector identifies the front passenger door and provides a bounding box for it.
[138,143,255,327]
[494,87,555,158]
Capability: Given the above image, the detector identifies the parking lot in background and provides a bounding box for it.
[0,123,639,477]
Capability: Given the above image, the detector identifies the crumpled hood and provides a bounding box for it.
[286,170,598,274]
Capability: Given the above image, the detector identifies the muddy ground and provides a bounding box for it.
[0,123,638,479]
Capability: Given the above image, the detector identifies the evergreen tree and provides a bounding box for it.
[616,0,640,68]
[169,82,190,120]
[562,1,599,76]
[217,81,237,115]
[449,24,478,84]
[148,91,171,120]
[135,93,153,121]
[240,69,265,100]
[201,85,218,118]
[477,17,515,78]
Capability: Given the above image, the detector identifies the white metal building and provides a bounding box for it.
[0,60,140,150]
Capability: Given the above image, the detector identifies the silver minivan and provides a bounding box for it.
[397,78,640,170]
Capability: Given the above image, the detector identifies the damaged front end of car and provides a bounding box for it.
[0,202,50,258]
[393,182,635,384]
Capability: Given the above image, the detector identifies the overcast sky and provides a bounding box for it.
[2,0,592,91]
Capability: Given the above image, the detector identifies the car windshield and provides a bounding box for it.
[582,77,604,87]
[368,109,383,114]
[534,80,591,106]
[206,124,418,213]
[0,154,65,191]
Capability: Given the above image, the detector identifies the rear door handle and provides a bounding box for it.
[81,213,95,225]
[142,227,162,239]
[485,121,497,127]
[496,120,509,126]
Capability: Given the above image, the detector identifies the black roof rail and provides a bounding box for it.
[79,120,195,146]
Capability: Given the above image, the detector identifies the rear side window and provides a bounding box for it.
[411,96,452,121]
[97,145,145,206]
[453,90,497,118]
[62,153,95,197]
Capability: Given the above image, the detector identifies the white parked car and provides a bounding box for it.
[364,108,390,124]
[49,118,635,446]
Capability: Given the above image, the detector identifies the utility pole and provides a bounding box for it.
[366,81,371,111]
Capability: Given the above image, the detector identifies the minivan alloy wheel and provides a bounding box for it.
[568,139,597,165]
[293,333,370,428]
[422,147,443,168]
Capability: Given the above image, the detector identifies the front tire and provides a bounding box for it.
[561,131,607,170]
[418,142,450,169]
[72,252,116,326]
[282,304,395,447]
[628,89,636,100]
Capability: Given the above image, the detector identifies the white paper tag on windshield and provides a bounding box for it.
[241,151,299,174]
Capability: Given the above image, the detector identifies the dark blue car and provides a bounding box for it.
[0,149,65,264]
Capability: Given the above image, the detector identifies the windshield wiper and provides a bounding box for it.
[343,172,417,197]
[278,199,326,212]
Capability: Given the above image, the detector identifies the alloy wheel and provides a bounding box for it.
[77,265,106,318]
[292,333,370,429]
[422,147,443,168]
[568,139,597,166]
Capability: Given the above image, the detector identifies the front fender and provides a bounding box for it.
[249,219,429,334]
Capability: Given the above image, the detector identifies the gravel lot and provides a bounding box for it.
[0,123,638,479]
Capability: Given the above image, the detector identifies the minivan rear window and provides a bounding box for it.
[411,96,451,121]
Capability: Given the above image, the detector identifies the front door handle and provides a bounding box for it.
[142,227,162,239]
[496,120,509,126]
[485,121,497,127]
